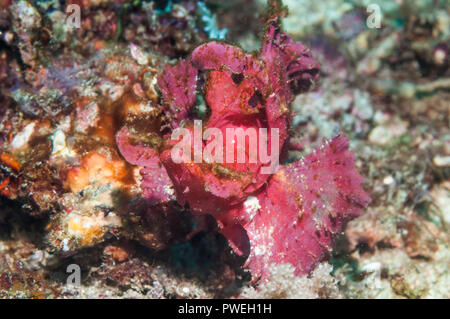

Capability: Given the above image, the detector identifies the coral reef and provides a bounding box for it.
[0,0,448,299]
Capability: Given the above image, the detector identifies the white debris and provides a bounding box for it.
[62,238,70,252]
[383,175,395,185]
[163,185,175,196]
[361,261,381,273]
[130,43,149,65]
[433,155,450,167]
[10,122,36,149]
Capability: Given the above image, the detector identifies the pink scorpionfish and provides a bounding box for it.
[116,1,370,280]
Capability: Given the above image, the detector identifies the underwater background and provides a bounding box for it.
[0,0,448,298]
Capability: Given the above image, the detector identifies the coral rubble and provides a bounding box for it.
[0,0,448,299]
